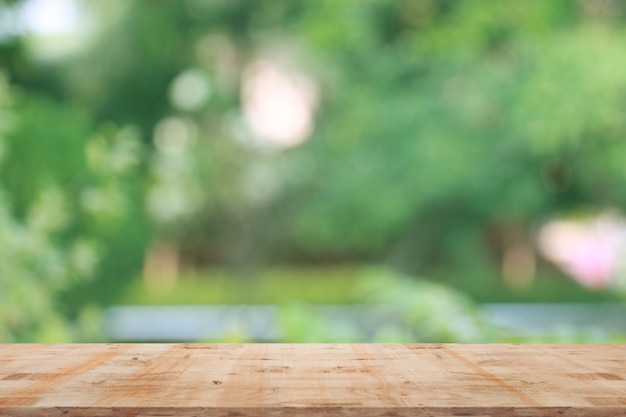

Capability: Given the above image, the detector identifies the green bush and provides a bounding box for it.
[276,267,498,343]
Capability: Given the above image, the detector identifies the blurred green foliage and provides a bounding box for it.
[2,0,626,341]
[93,0,626,278]
[0,77,147,341]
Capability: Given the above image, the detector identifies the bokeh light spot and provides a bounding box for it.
[169,68,212,112]
[242,59,318,149]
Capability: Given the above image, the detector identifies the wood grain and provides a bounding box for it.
[0,344,625,416]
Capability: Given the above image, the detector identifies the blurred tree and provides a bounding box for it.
[3,0,626,308]
[125,0,626,289]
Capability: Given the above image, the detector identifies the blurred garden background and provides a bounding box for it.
[1,0,626,343]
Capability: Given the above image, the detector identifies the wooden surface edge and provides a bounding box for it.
[3,406,626,417]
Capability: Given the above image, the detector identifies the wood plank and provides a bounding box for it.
[0,344,625,416]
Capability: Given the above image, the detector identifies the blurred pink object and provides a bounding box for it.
[565,236,614,289]
[537,211,626,289]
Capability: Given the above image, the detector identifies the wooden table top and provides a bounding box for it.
[0,344,624,416]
